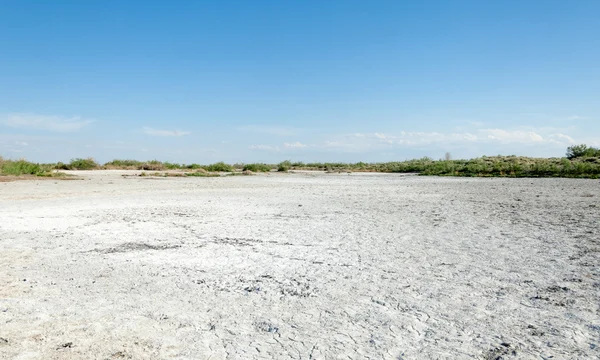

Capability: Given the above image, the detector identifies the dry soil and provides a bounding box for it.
[1,171,599,359]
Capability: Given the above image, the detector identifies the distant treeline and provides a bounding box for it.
[2,144,600,178]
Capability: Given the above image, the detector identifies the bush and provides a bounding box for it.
[243,163,272,172]
[54,162,70,170]
[163,162,182,170]
[140,160,165,171]
[277,160,291,172]
[0,159,44,175]
[566,144,600,159]
[68,158,99,170]
[104,159,144,169]
[204,162,234,172]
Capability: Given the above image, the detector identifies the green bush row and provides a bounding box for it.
[3,143,600,178]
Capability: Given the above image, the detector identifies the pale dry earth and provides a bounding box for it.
[0,171,599,359]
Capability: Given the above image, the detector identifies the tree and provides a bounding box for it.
[566,144,600,159]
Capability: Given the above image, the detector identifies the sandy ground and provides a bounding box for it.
[1,171,599,359]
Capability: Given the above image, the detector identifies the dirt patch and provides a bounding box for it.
[90,242,181,254]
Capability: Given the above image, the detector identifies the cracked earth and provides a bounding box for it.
[1,171,599,359]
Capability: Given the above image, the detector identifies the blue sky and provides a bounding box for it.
[1,0,599,164]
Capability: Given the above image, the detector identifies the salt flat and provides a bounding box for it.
[1,171,598,359]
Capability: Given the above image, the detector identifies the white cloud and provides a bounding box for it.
[142,127,191,137]
[284,141,307,148]
[481,129,544,143]
[548,133,575,144]
[567,115,585,121]
[237,125,299,136]
[374,132,394,144]
[249,144,280,151]
[1,113,94,132]
[14,141,28,146]
[322,127,577,153]
[374,133,388,139]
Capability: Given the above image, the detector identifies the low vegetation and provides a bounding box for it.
[56,158,100,170]
[184,171,221,177]
[278,160,292,172]
[0,157,67,178]
[103,159,144,169]
[242,163,272,172]
[203,162,234,172]
[276,156,600,178]
[0,158,46,176]
[566,144,600,159]
[2,145,600,179]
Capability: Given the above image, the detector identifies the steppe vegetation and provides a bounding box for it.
[0,156,68,178]
[2,144,600,178]
[242,163,272,172]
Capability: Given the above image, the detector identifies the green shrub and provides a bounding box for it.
[566,144,600,159]
[163,162,182,170]
[104,159,144,169]
[204,162,234,172]
[243,163,272,172]
[277,160,291,172]
[55,162,70,170]
[68,158,99,170]
[0,159,43,175]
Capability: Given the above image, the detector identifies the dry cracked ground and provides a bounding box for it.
[1,171,599,359]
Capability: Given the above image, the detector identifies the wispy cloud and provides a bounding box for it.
[249,144,280,151]
[567,115,585,121]
[284,141,307,148]
[1,113,94,132]
[142,127,191,137]
[14,141,28,146]
[323,127,578,152]
[237,125,300,136]
[481,129,544,143]
[548,133,575,144]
